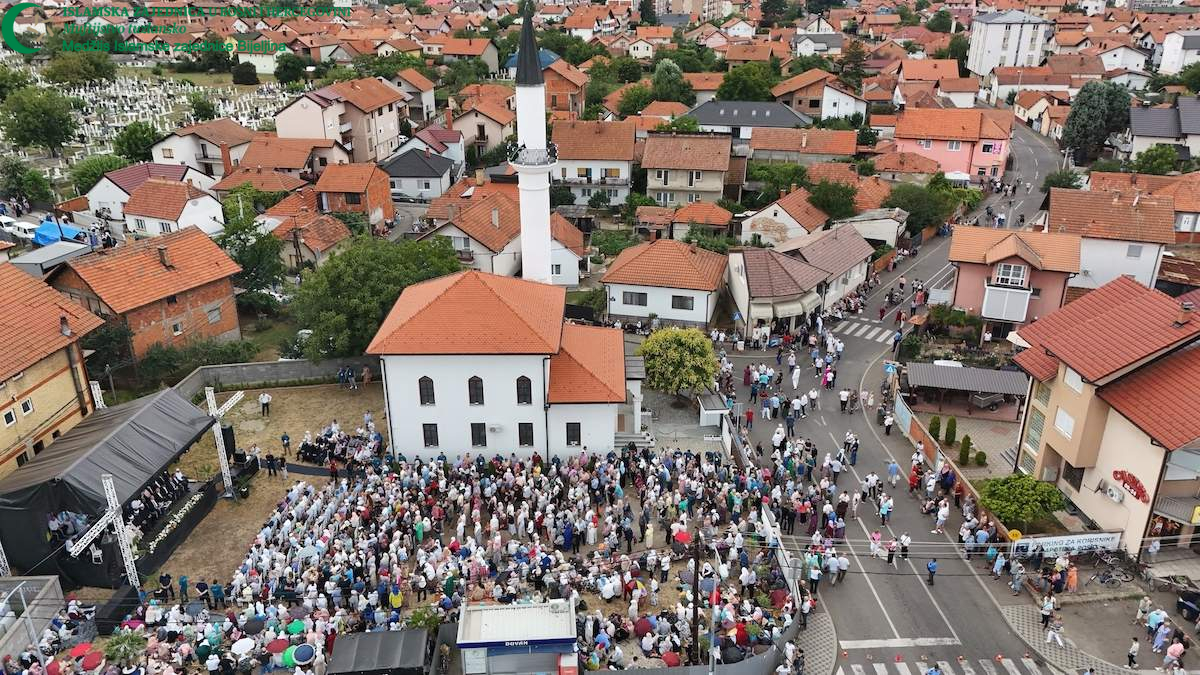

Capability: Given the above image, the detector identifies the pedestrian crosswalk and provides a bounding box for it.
[833,319,898,344]
[836,658,1046,675]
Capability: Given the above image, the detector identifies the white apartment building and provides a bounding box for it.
[967,10,1050,77]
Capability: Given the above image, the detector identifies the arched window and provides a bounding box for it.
[468,376,484,405]
[418,376,435,405]
[516,376,532,405]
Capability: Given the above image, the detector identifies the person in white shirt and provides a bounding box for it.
[259,392,272,417]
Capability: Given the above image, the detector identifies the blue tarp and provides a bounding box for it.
[33,220,82,246]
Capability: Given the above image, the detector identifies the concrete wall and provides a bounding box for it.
[0,576,63,663]
[1074,238,1162,290]
[605,282,717,324]
[173,356,379,400]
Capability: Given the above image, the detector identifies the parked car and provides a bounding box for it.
[2,218,35,241]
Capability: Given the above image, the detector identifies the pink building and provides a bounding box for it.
[893,108,1015,181]
[947,227,1081,339]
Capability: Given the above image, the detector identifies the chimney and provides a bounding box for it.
[802,132,808,148]
[59,315,71,338]
[780,188,787,199]
[219,142,233,176]
[474,168,485,186]
[425,146,431,158]
[689,242,697,253]
[1177,301,1195,327]
[491,207,500,228]
[790,183,798,194]
[448,203,458,221]
[1112,191,1121,205]
[157,245,172,268]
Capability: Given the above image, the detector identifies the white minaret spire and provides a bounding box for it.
[510,8,555,284]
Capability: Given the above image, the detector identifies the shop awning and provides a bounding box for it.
[906,362,1030,396]
[772,292,821,318]
[1155,495,1200,525]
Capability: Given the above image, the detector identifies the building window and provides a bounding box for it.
[1126,244,1143,259]
[418,376,435,405]
[171,322,183,336]
[1025,407,1045,451]
[994,263,1026,287]
[422,181,431,190]
[167,295,177,305]
[982,143,994,153]
[605,168,620,178]
[3,410,14,427]
[19,398,32,415]
[1063,461,1085,491]
[15,453,27,467]
[470,422,487,447]
[1035,382,1051,406]
[687,193,700,203]
[552,264,562,275]
[1031,287,1041,298]
[1054,406,1074,439]
[947,140,962,151]
[656,170,668,185]
[207,307,221,324]
[1063,367,1083,393]
[516,376,532,405]
[468,376,484,405]
[671,295,694,310]
[160,221,173,233]
[1181,214,1197,232]
[162,148,174,158]
[135,218,147,232]
[345,192,362,205]
[518,422,534,447]
[623,291,648,306]
[566,422,581,446]
[422,423,439,447]
[918,139,932,149]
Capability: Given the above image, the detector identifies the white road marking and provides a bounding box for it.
[838,638,961,649]
[1020,658,1041,675]
[853,323,873,337]
[938,660,956,675]
[959,661,976,675]
[874,664,890,675]
[895,663,913,675]
[852,664,868,675]
[1000,659,1022,675]
[863,327,884,341]
[977,660,998,675]
[915,662,928,675]
[875,330,894,343]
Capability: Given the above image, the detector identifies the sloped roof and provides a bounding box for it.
[1047,188,1175,245]
[768,186,829,233]
[123,178,212,221]
[778,225,874,276]
[429,191,520,252]
[0,264,104,381]
[895,108,1012,141]
[687,101,813,129]
[172,118,255,147]
[642,134,731,172]
[602,239,728,291]
[749,128,857,155]
[60,227,241,314]
[366,270,566,355]
[1100,342,1200,451]
[381,147,454,178]
[547,323,626,403]
[241,137,341,170]
[101,163,190,195]
[212,166,307,192]
[550,212,585,258]
[874,151,939,173]
[314,77,405,112]
[740,247,827,298]
[899,58,958,81]
[315,163,383,193]
[271,211,352,254]
[551,120,636,161]
[770,68,837,97]
[396,67,435,92]
[673,201,732,226]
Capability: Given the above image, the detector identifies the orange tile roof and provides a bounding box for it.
[749,128,857,156]
[938,76,979,93]
[947,226,1081,273]
[636,205,675,228]
[173,118,255,147]
[546,58,588,88]
[1090,171,1200,214]
[1100,342,1200,451]
[0,264,105,381]
[602,239,728,291]
[212,166,307,192]
[642,101,691,117]
[438,192,521,253]
[899,58,958,81]
[1047,188,1175,245]
[551,120,636,161]
[895,108,1012,142]
[770,68,836,97]
[271,211,351,253]
[459,98,516,126]
[551,213,586,258]
[265,187,320,218]
[805,162,858,185]
[123,178,212,221]
[768,186,829,233]
[425,177,520,221]
[397,67,435,92]
[366,270,566,355]
[642,134,731,172]
[60,227,241,315]
[315,163,383,193]
[547,323,626,403]
[241,137,341,170]
[725,43,774,62]
[441,37,492,56]
[684,72,725,91]
[322,77,405,112]
[673,201,733,226]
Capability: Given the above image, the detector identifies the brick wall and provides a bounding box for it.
[322,170,395,226]
[123,278,241,358]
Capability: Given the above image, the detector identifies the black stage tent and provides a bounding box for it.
[0,388,213,586]
[327,630,428,675]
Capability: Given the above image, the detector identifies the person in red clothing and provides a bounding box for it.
[745,407,754,430]
[895,309,906,325]
[879,305,886,321]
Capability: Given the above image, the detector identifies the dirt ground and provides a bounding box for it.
[154,383,385,588]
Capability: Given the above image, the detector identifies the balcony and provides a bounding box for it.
[455,249,475,263]
[981,284,1031,323]
[195,153,219,162]
[507,142,558,167]
[343,141,353,151]
[339,122,352,134]
[560,176,629,186]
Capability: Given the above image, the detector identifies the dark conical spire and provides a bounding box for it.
[515,6,543,86]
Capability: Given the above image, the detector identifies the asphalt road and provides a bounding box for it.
[987,122,1067,230]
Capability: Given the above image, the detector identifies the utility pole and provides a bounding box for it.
[291,223,304,272]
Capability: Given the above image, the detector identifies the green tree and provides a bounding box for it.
[655,116,700,132]
[896,5,921,25]
[190,93,217,121]
[606,57,643,83]
[883,183,955,234]
[839,40,868,89]
[746,162,807,207]
[0,157,51,203]
[292,237,461,359]
[638,0,658,24]
[0,66,30,103]
[588,191,611,209]
[717,63,776,101]
[928,415,941,441]
[979,473,1065,530]
[332,211,370,236]
[1182,62,1200,93]
[1088,158,1124,173]
[231,61,259,85]
[1040,169,1082,193]
[651,58,695,105]
[944,416,957,446]
[808,180,857,220]
[958,435,973,466]
[636,328,718,398]
[218,189,286,292]
[761,0,787,24]
[653,44,717,73]
[70,155,128,195]
[274,53,312,84]
[44,51,115,85]
[113,121,158,162]
[926,9,953,32]
[104,632,147,667]
[0,87,77,156]
[622,192,657,224]
[787,55,832,74]
[619,84,654,116]
[444,58,490,90]
[591,228,641,255]
[196,32,234,72]
[683,224,735,253]
[1131,144,1179,175]
[82,323,134,373]
[550,184,577,207]
[1063,81,1130,159]
[573,287,608,315]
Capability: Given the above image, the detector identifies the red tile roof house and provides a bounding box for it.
[122,178,225,239]
[366,270,633,456]
[84,163,216,223]
[314,163,396,228]
[602,239,728,326]
[893,108,1013,181]
[274,78,409,164]
[48,228,242,360]
[1009,275,1200,556]
[150,118,255,180]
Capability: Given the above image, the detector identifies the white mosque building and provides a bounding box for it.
[367,19,642,458]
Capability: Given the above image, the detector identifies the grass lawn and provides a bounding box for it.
[239,311,298,361]
[118,66,277,90]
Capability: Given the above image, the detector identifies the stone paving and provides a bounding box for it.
[1000,604,1151,675]
[796,612,837,675]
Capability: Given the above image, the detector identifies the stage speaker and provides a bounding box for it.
[221,424,236,454]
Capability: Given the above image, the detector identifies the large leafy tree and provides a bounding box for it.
[787,55,832,74]
[619,84,654,116]
[190,93,217,122]
[0,157,53,203]
[637,328,718,398]
[292,237,461,359]
[113,121,159,162]
[231,61,259,85]
[1040,169,1082,193]
[1182,62,1200,93]
[218,186,287,293]
[653,43,718,73]
[932,34,970,77]
[926,9,953,32]
[746,162,808,208]
[274,53,313,84]
[638,0,657,24]
[717,63,776,101]
[1062,81,1130,159]
[808,180,857,220]
[44,51,115,85]
[0,66,30,103]
[70,155,128,195]
[651,58,695,105]
[1130,144,1179,175]
[979,473,1064,530]
[883,183,955,234]
[0,87,77,156]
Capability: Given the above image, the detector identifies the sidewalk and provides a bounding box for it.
[796,612,837,675]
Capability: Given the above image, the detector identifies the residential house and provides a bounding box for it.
[748,128,857,165]
[947,226,1082,337]
[874,152,939,183]
[381,148,455,201]
[805,163,892,212]
[1046,53,1106,81]
[1125,97,1200,162]
[937,77,981,108]
[314,163,396,227]
[686,101,812,145]
[822,82,868,120]
[123,179,225,238]
[723,44,779,68]
[551,120,637,205]
[893,108,1013,179]
[1094,44,1148,73]
[628,37,656,60]
[635,205,676,238]
[967,10,1050,77]
[641,133,731,207]
[49,227,242,359]
[392,68,437,121]
[791,33,844,57]
[741,185,829,247]
[439,38,500,72]
[727,247,827,333]
[210,166,307,198]
[832,208,909,247]
[85,163,215,223]
[602,239,728,325]
[269,206,352,270]
[367,271,633,457]
[722,17,755,39]
[274,78,408,164]
[550,214,587,288]
[772,68,837,119]
[395,126,467,180]
[776,225,875,310]
[1010,276,1200,556]
[1046,188,1174,290]
[238,137,351,180]
[684,73,725,105]
[150,118,255,179]
[669,202,732,240]
[452,99,516,153]
[1160,30,1200,75]
[0,265,104,477]
[1088,171,1200,242]
[421,192,523,275]
[543,59,587,117]
[897,58,961,83]
[987,66,1072,105]
[232,36,294,79]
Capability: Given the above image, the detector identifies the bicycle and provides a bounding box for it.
[1086,567,1132,587]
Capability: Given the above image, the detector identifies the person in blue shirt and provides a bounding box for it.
[926,559,938,585]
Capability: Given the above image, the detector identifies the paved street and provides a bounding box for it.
[988,122,1065,230]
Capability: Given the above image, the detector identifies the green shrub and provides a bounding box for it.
[975,451,987,466]
[959,434,972,465]
[139,339,260,385]
[928,415,941,442]
[591,229,640,256]
[871,243,895,262]
[944,416,957,446]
